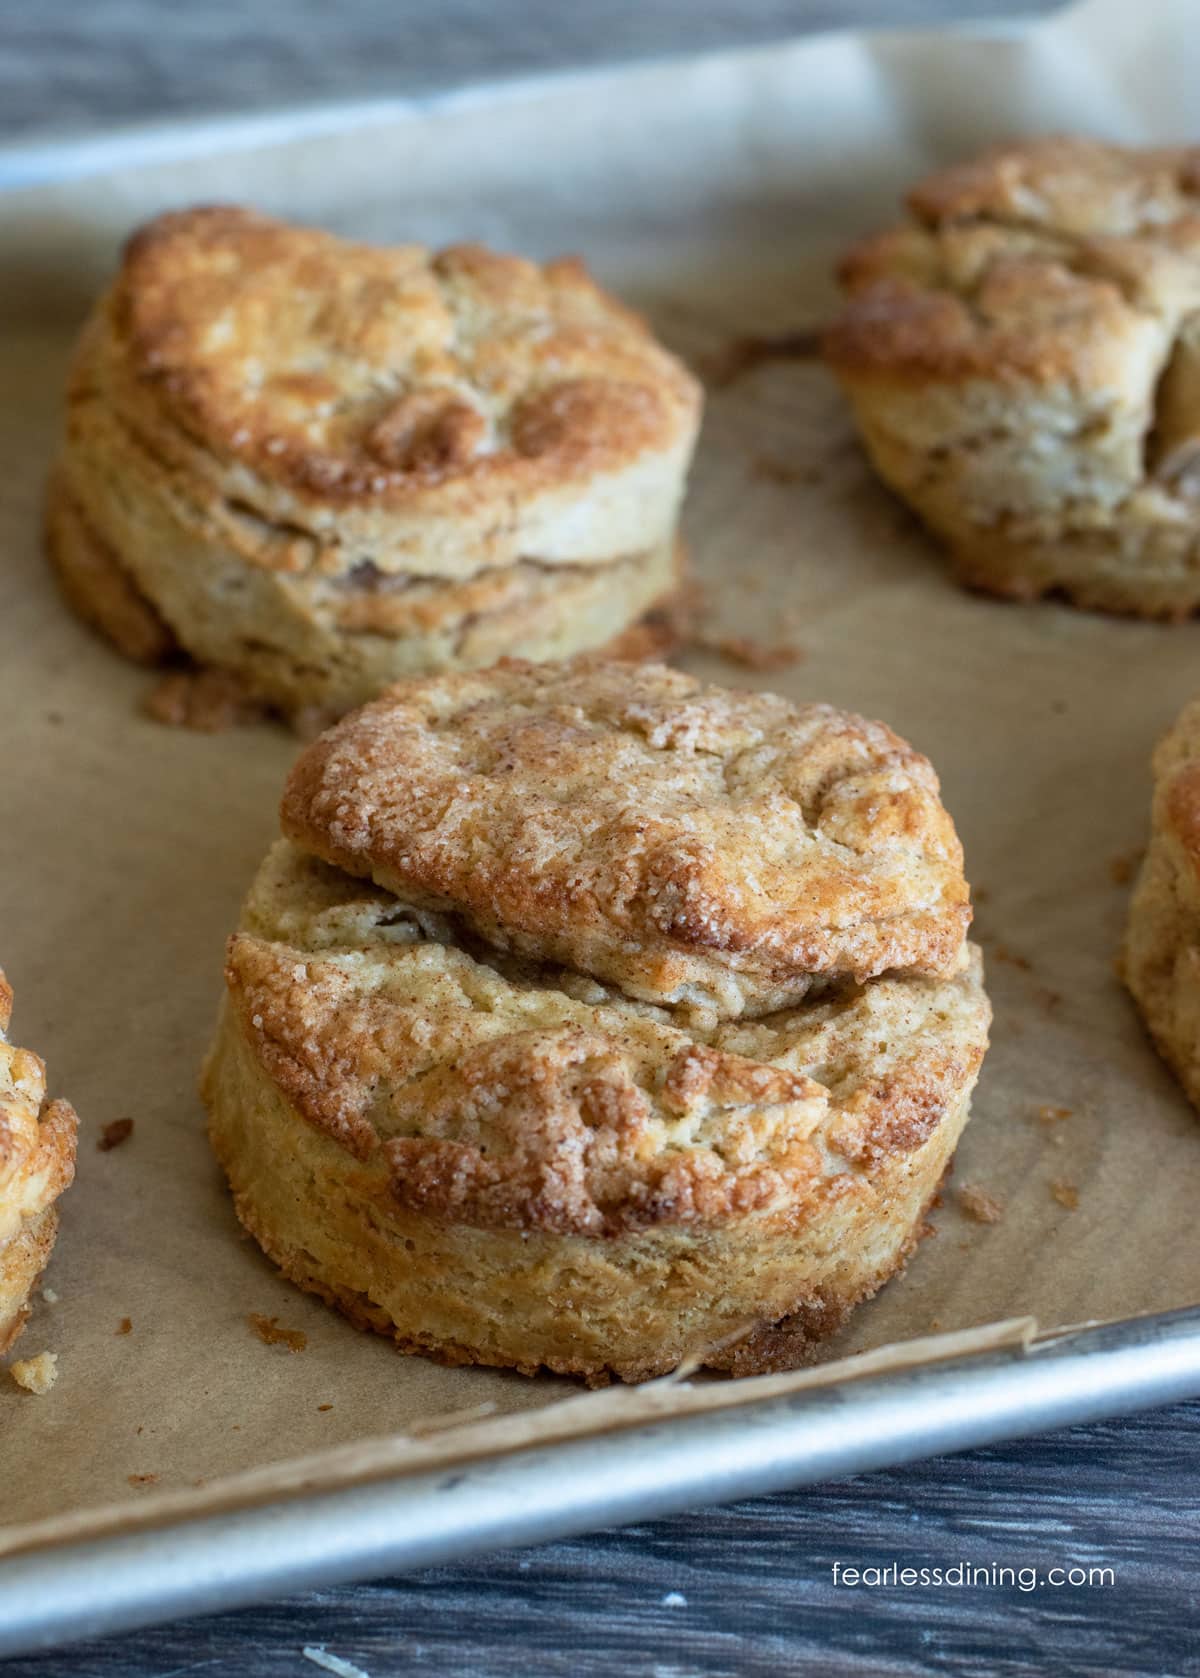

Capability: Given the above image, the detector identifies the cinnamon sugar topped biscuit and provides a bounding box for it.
[204,661,987,1382]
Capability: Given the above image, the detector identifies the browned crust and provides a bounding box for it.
[0,1207,58,1357]
[281,660,970,1012]
[824,138,1200,389]
[1165,760,1200,872]
[107,206,700,510]
[0,974,78,1356]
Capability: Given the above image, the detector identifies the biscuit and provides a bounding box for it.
[824,138,1200,617]
[1124,698,1200,1110]
[204,662,988,1382]
[0,972,79,1356]
[50,207,702,714]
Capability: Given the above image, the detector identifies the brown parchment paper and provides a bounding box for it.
[3,0,1200,1556]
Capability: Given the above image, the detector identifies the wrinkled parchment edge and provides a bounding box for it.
[0,1315,1041,1559]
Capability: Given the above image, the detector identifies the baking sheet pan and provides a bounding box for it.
[4,0,1200,1653]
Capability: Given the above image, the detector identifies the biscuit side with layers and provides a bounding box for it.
[204,843,988,1381]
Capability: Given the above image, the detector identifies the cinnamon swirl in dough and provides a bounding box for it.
[1,972,79,1356]
[203,660,989,1382]
[49,207,701,717]
[825,138,1200,617]
[1125,697,1200,1110]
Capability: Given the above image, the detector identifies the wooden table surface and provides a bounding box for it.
[4,3,1197,1675]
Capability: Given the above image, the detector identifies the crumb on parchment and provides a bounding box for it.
[249,1312,307,1352]
[701,634,804,672]
[1110,851,1141,886]
[1050,1180,1080,1210]
[128,1472,159,1488]
[117,1317,133,1335]
[143,667,268,732]
[704,327,823,387]
[1037,1104,1072,1124]
[958,1183,1004,1224]
[992,945,1032,971]
[97,1117,134,1151]
[10,1351,58,1394]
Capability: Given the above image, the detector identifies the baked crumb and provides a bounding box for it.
[1050,1180,1080,1210]
[249,1312,307,1352]
[751,456,821,487]
[143,667,268,732]
[701,633,804,672]
[318,1402,333,1412]
[706,327,822,387]
[41,1287,59,1304]
[1109,851,1141,886]
[10,1351,58,1394]
[1037,1104,1072,1124]
[116,1317,133,1335]
[993,945,1032,971]
[97,1117,134,1152]
[957,1183,1004,1224]
[127,1472,159,1488]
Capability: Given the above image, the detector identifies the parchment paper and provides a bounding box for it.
[4,0,1200,1554]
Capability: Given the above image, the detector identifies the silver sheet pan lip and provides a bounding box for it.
[3,1304,1200,1657]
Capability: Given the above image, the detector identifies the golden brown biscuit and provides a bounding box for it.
[50,207,702,715]
[204,663,988,1382]
[825,138,1200,617]
[0,971,79,1355]
[1124,698,1200,1108]
[281,660,972,1018]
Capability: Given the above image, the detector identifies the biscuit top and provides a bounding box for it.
[101,206,700,568]
[281,660,971,1018]
[0,971,78,1246]
[825,138,1200,405]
